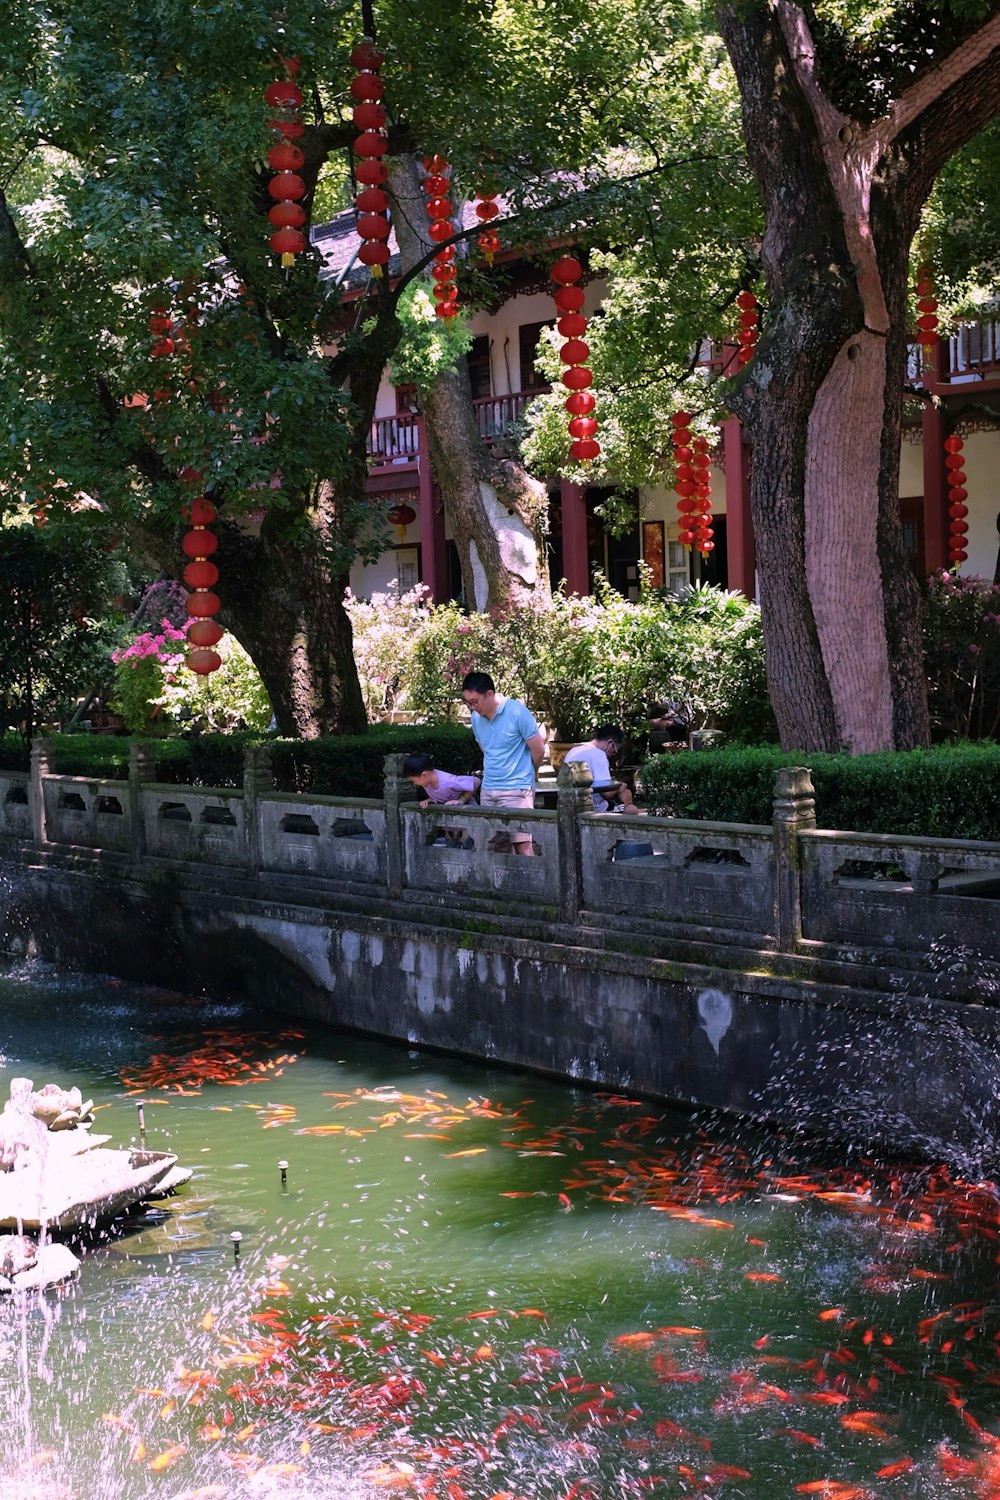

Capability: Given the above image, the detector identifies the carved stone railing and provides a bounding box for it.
[9,739,1000,965]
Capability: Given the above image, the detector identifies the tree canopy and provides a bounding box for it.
[0,0,997,744]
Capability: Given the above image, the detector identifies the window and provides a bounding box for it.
[466,336,491,400]
[518,322,551,393]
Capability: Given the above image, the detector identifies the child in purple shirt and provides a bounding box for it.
[402,752,480,807]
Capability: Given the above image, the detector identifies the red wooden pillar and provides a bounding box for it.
[417,415,448,601]
[560,479,590,596]
[722,416,755,598]
[921,403,947,574]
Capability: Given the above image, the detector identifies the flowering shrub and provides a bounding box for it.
[112,619,271,734]
[344,581,433,720]
[356,580,772,746]
[922,570,1000,740]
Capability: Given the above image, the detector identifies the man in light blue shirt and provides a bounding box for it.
[462,671,544,855]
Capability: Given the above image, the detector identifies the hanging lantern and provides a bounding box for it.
[474,190,501,265]
[915,262,938,379]
[421,157,460,317]
[386,501,416,542]
[736,289,758,369]
[671,414,713,555]
[352,41,390,279]
[181,479,222,674]
[552,256,600,464]
[265,54,308,268]
[945,430,968,566]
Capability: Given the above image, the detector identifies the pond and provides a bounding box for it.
[1,962,999,1499]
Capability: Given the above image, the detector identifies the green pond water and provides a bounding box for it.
[1,962,1000,1500]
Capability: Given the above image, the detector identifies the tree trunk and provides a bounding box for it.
[134,487,369,739]
[387,155,552,612]
[717,0,1000,752]
[217,504,367,739]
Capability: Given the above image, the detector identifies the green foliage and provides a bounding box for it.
[401,582,772,746]
[922,570,1000,741]
[111,628,272,735]
[640,742,1000,841]
[269,725,480,798]
[388,286,473,395]
[0,523,129,742]
[39,724,478,795]
[344,581,434,722]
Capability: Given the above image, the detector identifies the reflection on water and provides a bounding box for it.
[2,961,1000,1498]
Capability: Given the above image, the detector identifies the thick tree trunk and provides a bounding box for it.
[217,511,367,739]
[387,155,551,611]
[717,0,1000,752]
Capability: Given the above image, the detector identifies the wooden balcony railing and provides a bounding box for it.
[366,390,545,469]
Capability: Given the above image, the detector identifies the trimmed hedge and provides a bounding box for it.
[639,743,1000,841]
[269,725,479,798]
[30,725,481,797]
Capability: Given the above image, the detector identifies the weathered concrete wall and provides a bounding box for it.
[3,746,1000,1164]
[2,851,999,1167]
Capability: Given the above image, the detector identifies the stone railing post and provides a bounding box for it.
[28,737,51,848]
[556,759,592,925]
[128,741,158,866]
[772,766,815,951]
[383,753,407,898]
[243,744,273,878]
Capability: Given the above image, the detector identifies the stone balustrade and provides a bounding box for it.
[8,740,1000,964]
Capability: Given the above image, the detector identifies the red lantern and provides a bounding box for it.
[422,158,461,318]
[559,339,591,366]
[386,502,416,541]
[735,289,758,368]
[355,159,388,185]
[353,101,387,131]
[358,242,390,268]
[186,591,221,618]
[357,214,390,240]
[182,528,218,558]
[187,618,224,648]
[350,40,384,70]
[915,262,938,372]
[267,142,304,171]
[554,285,585,313]
[270,227,306,256]
[350,72,385,101]
[552,256,600,465]
[188,648,223,676]
[265,53,310,268]
[269,201,307,228]
[355,186,389,214]
[565,391,596,416]
[474,190,501,263]
[183,560,219,589]
[551,256,583,285]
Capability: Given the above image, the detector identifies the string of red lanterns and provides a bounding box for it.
[671,412,714,556]
[265,56,308,268]
[180,470,224,675]
[351,40,390,279]
[551,256,599,462]
[475,189,501,266]
[915,262,938,375]
[422,155,459,319]
[945,431,968,567]
[736,289,758,369]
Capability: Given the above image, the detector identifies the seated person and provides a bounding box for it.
[563,725,640,813]
[648,699,688,744]
[402,752,480,808]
